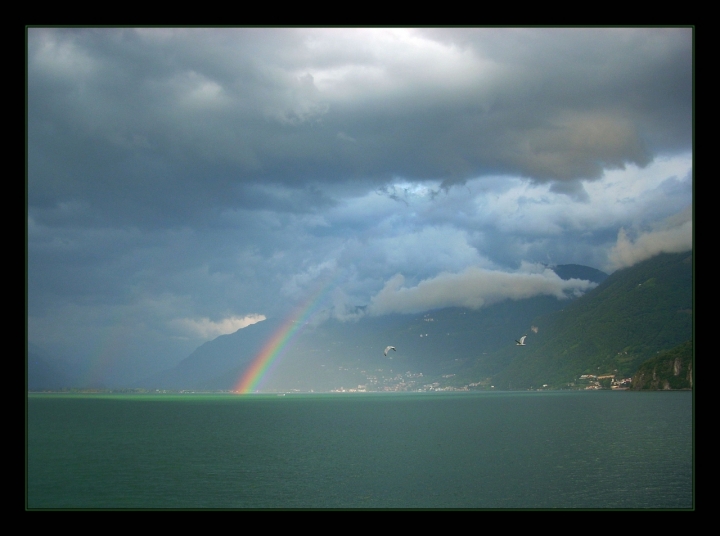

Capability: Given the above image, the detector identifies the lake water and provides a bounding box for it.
[27,390,692,509]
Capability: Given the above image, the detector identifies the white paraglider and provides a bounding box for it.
[384,346,396,356]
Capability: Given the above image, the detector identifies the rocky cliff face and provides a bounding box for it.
[631,340,693,390]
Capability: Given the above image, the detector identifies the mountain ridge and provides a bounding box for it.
[29,255,692,392]
[140,263,612,391]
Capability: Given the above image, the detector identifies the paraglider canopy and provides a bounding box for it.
[384,346,396,356]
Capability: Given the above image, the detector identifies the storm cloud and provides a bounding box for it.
[28,28,691,221]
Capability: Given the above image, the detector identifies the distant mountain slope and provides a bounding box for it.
[491,252,692,389]
[549,264,608,284]
[631,340,693,390]
[145,264,607,391]
[140,318,282,390]
[27,344,79,391]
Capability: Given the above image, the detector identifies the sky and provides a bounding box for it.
[27,27,693,386]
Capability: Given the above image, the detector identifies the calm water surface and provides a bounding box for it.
[27,391,692,509]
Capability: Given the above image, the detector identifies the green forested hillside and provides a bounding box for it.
[489,252,692,389]
[631,340,693,390]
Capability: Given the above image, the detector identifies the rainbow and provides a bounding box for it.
[234,276,338,394]
[80,314,130,388]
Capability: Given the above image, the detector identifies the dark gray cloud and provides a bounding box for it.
[29,28,691,224]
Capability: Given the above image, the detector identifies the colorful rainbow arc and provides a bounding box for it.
[234,276,338,394]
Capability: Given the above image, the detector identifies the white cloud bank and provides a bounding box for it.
[606,206,693,271]
[171,314,266,339]
[367,265,597,316]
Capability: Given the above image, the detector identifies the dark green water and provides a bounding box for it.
[27,391,692,509]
